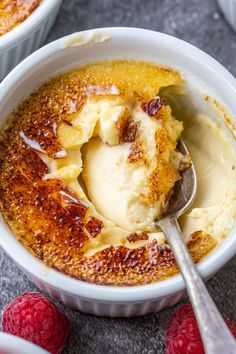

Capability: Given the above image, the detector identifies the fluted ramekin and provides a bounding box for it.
[0,0,62,80]
[218,0,236,31]
[0,333,49,354]
[0,28,236,317]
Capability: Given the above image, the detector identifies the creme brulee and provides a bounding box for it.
[0,60,235,286]
[0,0,41,36]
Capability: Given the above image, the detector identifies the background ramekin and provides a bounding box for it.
[217,0,236,31]
[0,28,236,317]
[0,0,62,81]
[0,333,49,354]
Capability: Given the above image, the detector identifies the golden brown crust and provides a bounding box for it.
[128,141,145,163]
[85,217,103,238]
[116,107,131,143]
[122,120,140,143]
[0,61,217,286]
[126,232,149,242]
[141,97,165,117]
[0,0,41,36]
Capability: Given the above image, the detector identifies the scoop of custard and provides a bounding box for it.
[46,94,185,233]
[82,98,183,232]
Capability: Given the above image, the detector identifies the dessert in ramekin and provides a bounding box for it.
[0,0,41,36]
[0,0,62,80]
[0,28,235,317]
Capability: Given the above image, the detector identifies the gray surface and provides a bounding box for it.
[0,0,236,353]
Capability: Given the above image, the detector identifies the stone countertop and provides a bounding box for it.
[0,0,236,353]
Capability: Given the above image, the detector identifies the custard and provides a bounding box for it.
[0,0,41,36]
[0,60,235,286]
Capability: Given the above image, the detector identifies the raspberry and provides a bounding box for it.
[2,292,70,354]
[166,304,236,354]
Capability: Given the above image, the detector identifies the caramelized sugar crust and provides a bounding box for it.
[0,0,41,36]
[0,61,216,285]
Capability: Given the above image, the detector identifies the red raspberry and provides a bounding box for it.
[2,292,70,354]
[166,304,236,354]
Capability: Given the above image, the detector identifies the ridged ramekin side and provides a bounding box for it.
[29,273,186,317]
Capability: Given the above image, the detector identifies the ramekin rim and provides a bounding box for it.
[0,0,61,50]
[0,27,236,303]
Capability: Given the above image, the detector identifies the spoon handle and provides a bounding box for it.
[158,217,236,354]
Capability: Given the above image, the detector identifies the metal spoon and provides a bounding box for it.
[156,140,236,354]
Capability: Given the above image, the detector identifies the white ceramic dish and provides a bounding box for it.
[0,27,236,317]
[218,0,236,31]
[0,333,49,354]
[0,0,62,80]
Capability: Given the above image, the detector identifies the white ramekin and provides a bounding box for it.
[0,333,49,354]
[218,0,236,31]
[0,28,236,317]
[0,0,62,80]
